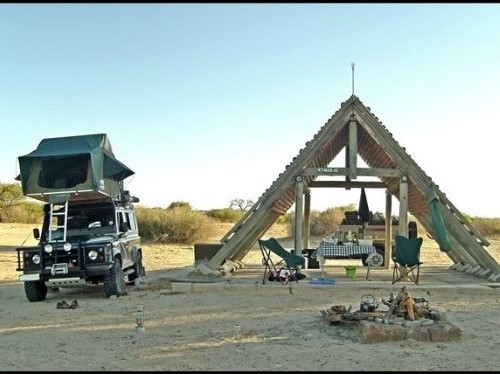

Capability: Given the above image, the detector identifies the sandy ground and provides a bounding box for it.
[1,222,500,371]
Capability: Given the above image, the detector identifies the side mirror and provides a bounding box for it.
[33,228,40,240]
[119,222,128,233]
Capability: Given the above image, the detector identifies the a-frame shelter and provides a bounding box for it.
[199,95,500,282]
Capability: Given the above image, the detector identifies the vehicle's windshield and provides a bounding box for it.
[64,205,116,231]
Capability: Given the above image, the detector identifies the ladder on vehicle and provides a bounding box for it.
[48,201,69,242]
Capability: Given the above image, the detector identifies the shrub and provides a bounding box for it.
[166,201,192,210]
[471,217,500,236]
[205,208,244,223]
[0,201,43,224]
[286,204,356,236]
[136,205,218,245]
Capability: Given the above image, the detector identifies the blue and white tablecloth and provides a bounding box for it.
[314,242,376,259]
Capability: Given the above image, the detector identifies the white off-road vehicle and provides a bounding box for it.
[15,133,144,301]
[16,194,144,301]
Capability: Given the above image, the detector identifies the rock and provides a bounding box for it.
[356,320,462,344]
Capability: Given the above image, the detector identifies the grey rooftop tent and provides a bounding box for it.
[16,133,134,202]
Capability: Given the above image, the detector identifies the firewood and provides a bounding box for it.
[404,299,415,320]
[384,286,406,319]
[341,311,385,321]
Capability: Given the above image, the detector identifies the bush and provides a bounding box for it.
[287,204,356,236]
[136,205,218,245]
[205,208,244,223]
[471,217,500,236]
[0,201,43,224]
[166,201,192,210]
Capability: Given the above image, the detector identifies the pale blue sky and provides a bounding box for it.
[1,3,499,217]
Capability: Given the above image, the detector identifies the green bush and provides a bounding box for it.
[471,217,500,236]
[0,201,43,224]
[287,204,356,236]
[166,201,192,210]
[205,208,244,223]
[136,205,218,245]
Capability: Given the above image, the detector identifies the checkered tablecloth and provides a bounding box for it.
[314,242,376,259]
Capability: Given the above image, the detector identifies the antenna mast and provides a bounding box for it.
[351,62,355,97]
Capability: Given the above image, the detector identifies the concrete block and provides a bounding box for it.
[477,268,492,278]
[466,265,482,275]
[428,323,463,342]
[359,321,405,343]
[460,263,472,272]
[358,320,462,344]
[487,272,500,282]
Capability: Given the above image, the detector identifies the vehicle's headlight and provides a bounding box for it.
[63,242,72,252]
[88,250,98,261]
[44,244,53,253]
[32,254,41,265]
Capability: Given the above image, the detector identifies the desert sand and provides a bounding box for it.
[1,222,500,371]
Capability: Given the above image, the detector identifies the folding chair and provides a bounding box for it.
[392,235,424,285]
[258,237,305,285]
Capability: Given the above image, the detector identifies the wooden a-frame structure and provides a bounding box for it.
[196,95,500,282]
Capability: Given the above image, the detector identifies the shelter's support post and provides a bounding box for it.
[303,190,311,250]
[348,115,358,180]
[384,189,392,269]
[398,176,409,238]
[294,176,304,256]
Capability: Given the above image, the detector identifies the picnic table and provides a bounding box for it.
[313,241,376,259]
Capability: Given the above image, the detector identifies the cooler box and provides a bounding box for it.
[194,243,224,262]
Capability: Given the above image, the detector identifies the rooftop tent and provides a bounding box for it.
[17,133,134,202]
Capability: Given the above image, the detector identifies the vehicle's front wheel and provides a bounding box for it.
[24,280,47,302]
[103,258,127,298]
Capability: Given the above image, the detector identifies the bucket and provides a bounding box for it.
[345,266,357,279]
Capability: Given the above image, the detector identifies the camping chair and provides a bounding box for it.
[258,237,305,285]
[392,235,424,285]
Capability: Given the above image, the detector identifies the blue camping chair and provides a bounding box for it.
[392,235,424,285]
[258,237,305,285]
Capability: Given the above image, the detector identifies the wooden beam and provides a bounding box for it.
[348,116,357,179]
[294,177,304,256]
[384,189,393,269]
[303,167,401,178]
[309,181,386,189]
[398,176,409,238]
[304,191,311,249]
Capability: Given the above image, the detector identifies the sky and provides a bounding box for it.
[1,3,500,218]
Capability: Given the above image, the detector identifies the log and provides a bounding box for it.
[384,286,406,319]
[400,292,415,320]
[341,311,385,321]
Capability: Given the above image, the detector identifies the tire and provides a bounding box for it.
[127,252,143,286]
[24,280,47,302]
[103,258,127,298]
[373,245,385,267]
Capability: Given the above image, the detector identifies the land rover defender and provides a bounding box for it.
[15,133,144,301]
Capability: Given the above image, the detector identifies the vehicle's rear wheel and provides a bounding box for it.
[127,252,144,287]
[24,280,47,302]
[103,258,127,298]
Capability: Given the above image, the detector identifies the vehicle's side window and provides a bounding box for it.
[118,211,132,231]
[124,212,136,231]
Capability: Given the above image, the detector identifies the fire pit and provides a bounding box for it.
[320,286,463,343]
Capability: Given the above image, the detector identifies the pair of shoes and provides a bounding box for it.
[57,300,70,309]
[56,300,79,309]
